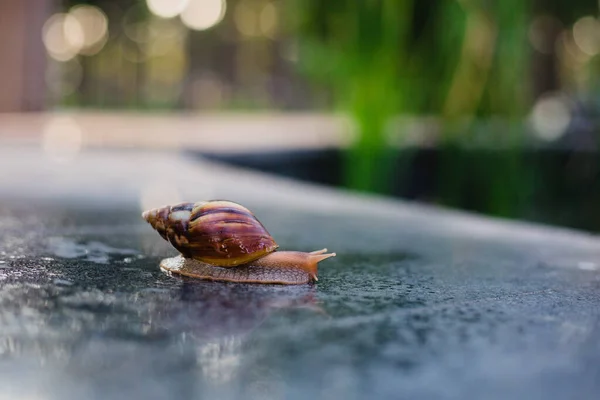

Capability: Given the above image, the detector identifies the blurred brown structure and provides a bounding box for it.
[0,0,51,112]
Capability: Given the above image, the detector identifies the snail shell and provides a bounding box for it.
[142,200,336,284]
[142,200,278,267]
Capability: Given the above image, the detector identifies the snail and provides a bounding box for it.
[142,200,335,285]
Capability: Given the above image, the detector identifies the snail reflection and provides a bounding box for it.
[142,200,336,284]
[164,279,325,389]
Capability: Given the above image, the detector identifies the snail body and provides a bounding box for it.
[143,201,335,284]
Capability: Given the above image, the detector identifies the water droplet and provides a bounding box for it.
[46,237,138,264]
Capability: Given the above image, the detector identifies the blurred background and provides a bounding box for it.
[2,0,600,231]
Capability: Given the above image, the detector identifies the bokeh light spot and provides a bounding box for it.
[181,0,226,31]
[572,16,600,56]
[123,4,151,43]
[69,5,109,55]
[42,13,84,61]
[530,93,572,141]
[259,2,278,39]
[234,1,260,37]
[146,0,189,19]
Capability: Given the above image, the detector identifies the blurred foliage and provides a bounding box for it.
[291,0,534,193]
[291,0,600,223]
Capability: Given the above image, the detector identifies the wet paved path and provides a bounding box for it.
[0,147,599,399]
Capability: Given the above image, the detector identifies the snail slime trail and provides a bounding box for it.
[143,200,336,285]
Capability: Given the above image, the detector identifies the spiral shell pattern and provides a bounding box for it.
[142,200,279,267]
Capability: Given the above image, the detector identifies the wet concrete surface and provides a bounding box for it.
[1,147,600,399]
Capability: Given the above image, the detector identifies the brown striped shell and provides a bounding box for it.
[142,200,279,267]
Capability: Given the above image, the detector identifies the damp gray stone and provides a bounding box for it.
[0,148,599,400]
